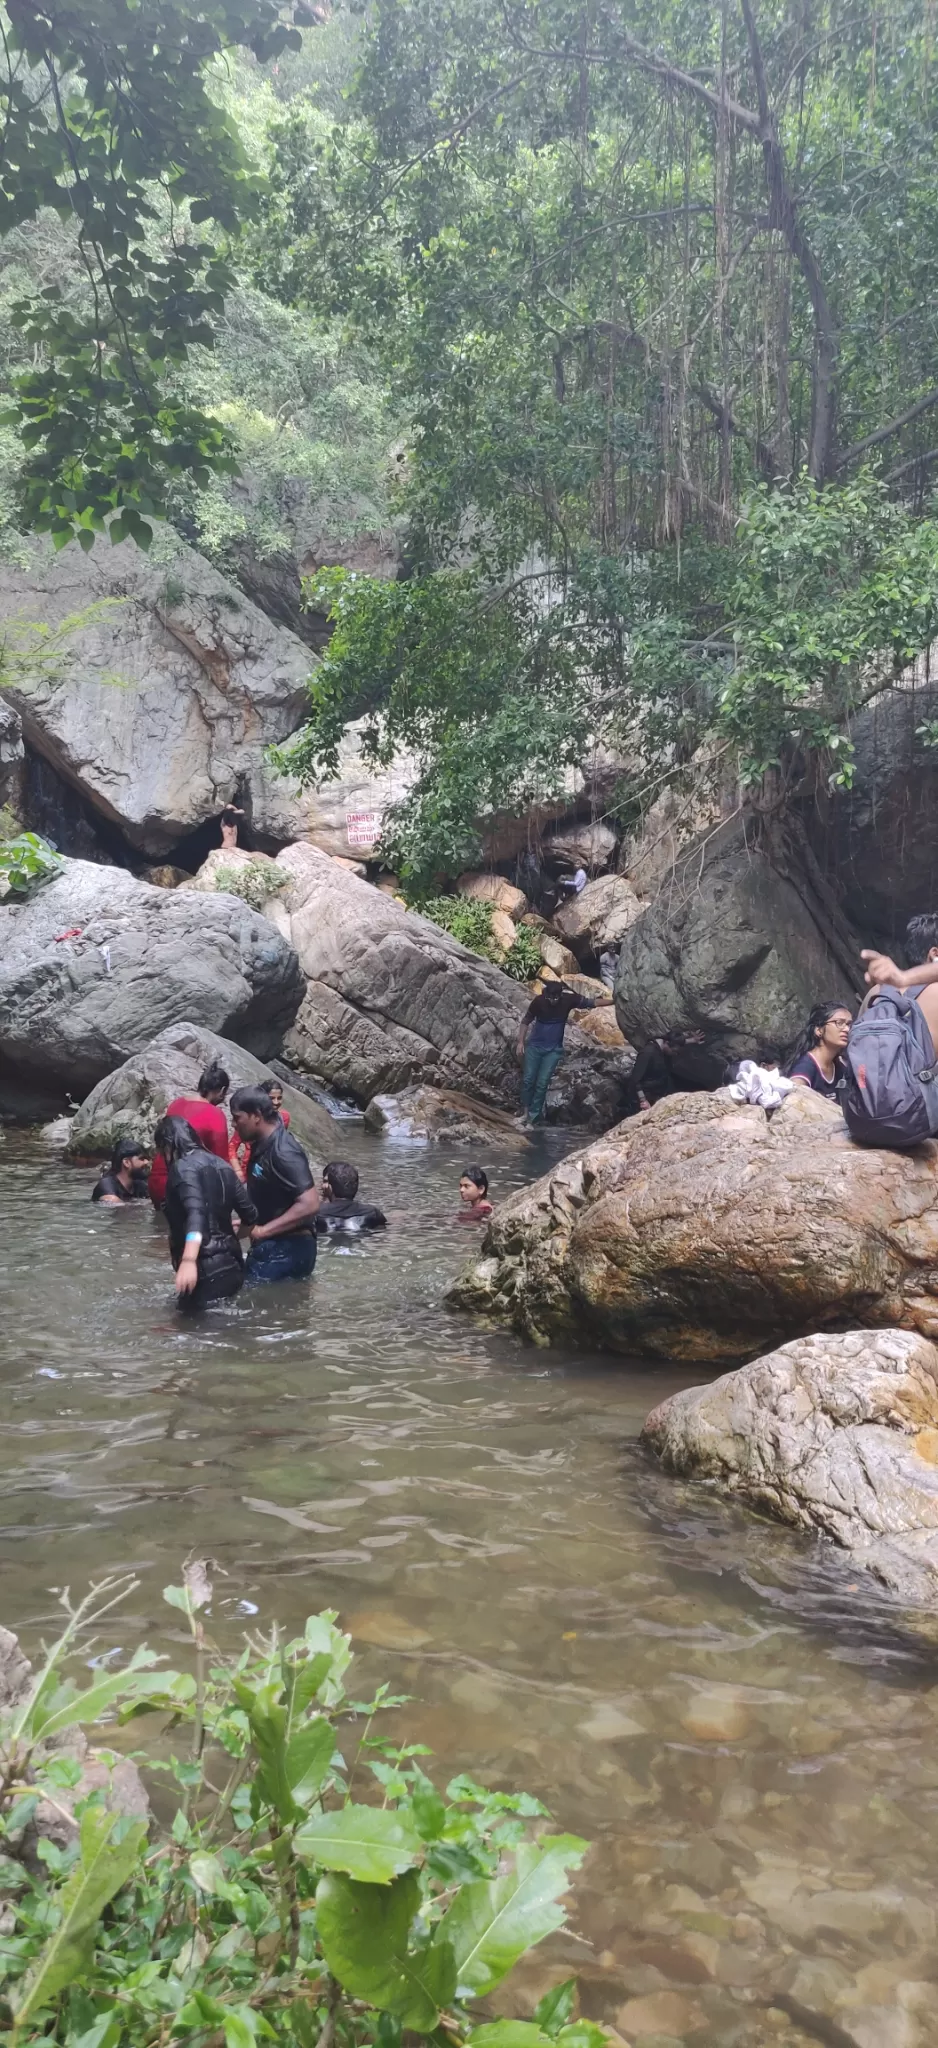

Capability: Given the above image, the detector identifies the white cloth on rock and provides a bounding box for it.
[728,1059,793,1110]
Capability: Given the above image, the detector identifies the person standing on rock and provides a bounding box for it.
[515,980,610,1126]
[148,1062,231,1207]
[153,1115,257,1310]
[229,1087,320,1283]
[220,805,245,849]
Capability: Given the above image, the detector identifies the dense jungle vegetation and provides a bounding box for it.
[3,2,938,882]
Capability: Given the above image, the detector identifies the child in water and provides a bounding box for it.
[458,1166,493,1221]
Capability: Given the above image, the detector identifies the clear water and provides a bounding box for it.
[2,1128,937,2047]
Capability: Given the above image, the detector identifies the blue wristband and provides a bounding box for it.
[185,1232,201,1244]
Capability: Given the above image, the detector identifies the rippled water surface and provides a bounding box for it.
[2,1127,938,2048]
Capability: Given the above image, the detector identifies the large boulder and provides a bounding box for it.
[554,874,644,959]
[615,835,854,1064]
[642,1328,938,1606]
[276,843,628,1123]
[545,820,617,872]
[67,1022,334,1162]
[0,538,416,860]
[456,872,529,919]
[448,1087,938,1363]
[0,859,303,1112]
[809,678,938,947]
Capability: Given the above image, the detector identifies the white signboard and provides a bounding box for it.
[346,808,382,848]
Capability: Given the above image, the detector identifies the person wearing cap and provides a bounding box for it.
[91,1138,151,1204]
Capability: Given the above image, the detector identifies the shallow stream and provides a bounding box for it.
[1,1128,936,2048]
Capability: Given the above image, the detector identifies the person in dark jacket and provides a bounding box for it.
[153,1114,257,1309]
[229,1088,320,1282]
[91,1138,150,1204]
[317,1160,387,1233]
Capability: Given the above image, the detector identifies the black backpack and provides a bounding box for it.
[842,984,938,1148]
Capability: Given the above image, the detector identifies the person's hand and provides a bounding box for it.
[175,1255,199,1296]
[250,1224,268,1244]
[515,1040,526,1060]
[861,949,905,987]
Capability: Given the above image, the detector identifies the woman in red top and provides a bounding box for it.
[148,1063,230,1206]
[228,1078,290,1181]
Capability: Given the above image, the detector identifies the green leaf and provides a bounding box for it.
[535,1981,577,2037]
[296,1804,422,1883]
[439,1836,587,1998]
[189,1851,225,1895]
[411,1770,446,1843]
[285,1716,336,1806]
[467,2027,551,2048]
[316,1870,456,2031]
[13,1806,147,2021]
[31,1659,181,1741]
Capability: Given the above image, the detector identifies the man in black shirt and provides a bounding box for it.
[91,1138,151,1204]
[317,1160,387,1234]
[229,1087,320,1283]
[516,979,611,1124]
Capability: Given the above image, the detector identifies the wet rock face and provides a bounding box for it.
[615,839,851,1064]
[448,1087,938,1362]
[642,1328,938,1605]
[66,1021,334,1163]
[278,843,629,1122]
[0,859,304,1108]
[554,873,644,960]
[363,1085,532,1148]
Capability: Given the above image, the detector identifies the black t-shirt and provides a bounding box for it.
[91,1170,148,1203]
[790,1053,845,1100]
[247,1124,316,1233]
[316,1198,387,1235]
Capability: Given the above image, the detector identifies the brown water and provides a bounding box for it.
[2,1128,937,2048]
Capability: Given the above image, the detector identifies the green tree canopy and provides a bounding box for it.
[0,0,318,548]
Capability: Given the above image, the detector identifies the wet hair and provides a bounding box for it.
[230,1085,277,1120]
[905,914,938,965]
[539,978,565,1003]
[324,1160,359,1201]
[461,1165,489,1197]
[153,1115,203,1161]
[262,1078,283,1102]
[221,805,242,826]
[198,1061,229,1100]
[111,1136,147,1171]
[787,1000,852,1070]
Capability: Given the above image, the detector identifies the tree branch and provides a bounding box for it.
[834,388,938,472]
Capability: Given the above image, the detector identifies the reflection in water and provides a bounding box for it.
[1,1130,937,2045]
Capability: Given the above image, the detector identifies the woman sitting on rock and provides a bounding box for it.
[788,1001,853,1100]
[153,1114,257,1310]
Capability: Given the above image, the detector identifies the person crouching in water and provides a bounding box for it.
[153,1115,257,1309]
[458,1167,493,1221]
[91,1138,151,1204]
[229,1087,320,1283]
[317,1160,387,1233]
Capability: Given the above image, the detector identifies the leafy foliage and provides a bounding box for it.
[416,895,543,983]
[215,860,291,911]
[0,830,62,898]
[0,1576,598,2048]
[258,0,938,878]
[0,0,320,545]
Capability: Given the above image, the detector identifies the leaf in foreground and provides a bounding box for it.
[439,1835,588,1998]
[295,1804,421,1883]
[13,1806,147,2021]
[316,1869,456,2030]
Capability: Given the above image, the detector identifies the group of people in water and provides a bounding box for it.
[91,1062,495,1312]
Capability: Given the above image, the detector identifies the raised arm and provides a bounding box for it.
[861,950,938,991]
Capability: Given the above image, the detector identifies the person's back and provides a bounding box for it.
[148,1061,230,1204]
[315,1159,385,1233]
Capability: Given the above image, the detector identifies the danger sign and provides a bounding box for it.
[346,809,382,848]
